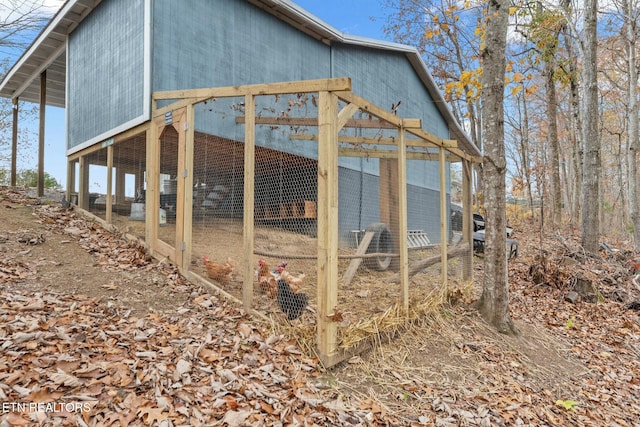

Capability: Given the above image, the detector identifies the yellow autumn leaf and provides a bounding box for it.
[509,6,518,15]
[425,30,434,39]
[511,85,522,96]
[506,61,514,72]
[513,72,524,83]
[441,23,449,31]
[474,26,482,36]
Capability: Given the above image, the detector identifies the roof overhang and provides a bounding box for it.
[0,0,480,157]
[0,0,101,108]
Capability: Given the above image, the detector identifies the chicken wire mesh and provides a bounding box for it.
[252,92,319,322]
[83,147,109,220]
[190,96,248,300]
[148,85,476,360]
[156,124,180,248]
[110,134,147,241]
[69,159,79,205]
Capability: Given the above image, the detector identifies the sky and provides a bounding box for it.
[1,0,389,188]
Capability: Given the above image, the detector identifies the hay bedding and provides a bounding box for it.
[111,213,457,353]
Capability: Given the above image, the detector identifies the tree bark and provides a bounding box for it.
[544,59,562,229]
[581,0,601,254]
[476,0,517,335]
[624,0,640,249]
[561,0,583,227]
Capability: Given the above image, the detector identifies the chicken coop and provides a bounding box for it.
[66,77,479,366]
[3,0,482,367]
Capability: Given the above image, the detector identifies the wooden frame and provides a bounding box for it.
[69,77,480,368]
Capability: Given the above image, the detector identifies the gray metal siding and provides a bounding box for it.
[338,167,448,246]
[67,0,145,150]
[331,44,449,140]
[152,0,330,94]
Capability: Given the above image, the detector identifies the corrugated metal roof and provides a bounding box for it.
[0,0,480,156]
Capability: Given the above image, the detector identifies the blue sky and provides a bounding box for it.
[2,0,389,188]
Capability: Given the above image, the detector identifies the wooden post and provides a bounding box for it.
[106,145,113,224]
[439,147,448,287]
[183,104,195,271]
[38,71,46,197]
[146,118,161,247]
[243,94,256,310]
[379,158,399,269]
[66,159,75,202]
[175,108,187,268]
[317,90,339,362]
[115,168,126,204]
[11,98,18,187]
[462,159,473,279]
[397,127,409,313]
[78,156,89,210]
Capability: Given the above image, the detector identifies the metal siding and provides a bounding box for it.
[67,0,145,149]
[333,45,450,193]
[332,44,449,140]
[152,0,330,94]
[338,168,446,245]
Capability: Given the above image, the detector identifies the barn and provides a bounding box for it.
[0,0,482,365]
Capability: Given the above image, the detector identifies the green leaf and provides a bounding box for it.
[555,399,578,411]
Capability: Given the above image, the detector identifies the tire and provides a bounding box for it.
[364,223,392,271]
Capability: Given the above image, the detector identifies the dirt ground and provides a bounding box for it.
[2,186,639,426]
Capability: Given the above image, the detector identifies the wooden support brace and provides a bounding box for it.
[342,231,375,286]
[385,243,470,283]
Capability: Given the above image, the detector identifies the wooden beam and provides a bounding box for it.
[145,116,161,248]
[397,128,409,314]
[404,127,459,150]
[342,231,375,286]
[105,145,113,224]
[236,116,398,129]
[439,147,447,288]
[38,70,46,197]
[68,123,150,162]
[243,94,256,310]
[402,118,422,129]
[338,147,461,162]
[183,104,195,274]
[153,97,203,119]
[462,159,473,280]
[113,122,149,144]
[290,133,454,149]
[66,159,75,202]
[11,98,18,187]
[153,77,352,101]
[333,90,404,129]
[386,244,470,282]
[317,90,339,360]
[337,103,359,131]
[174,107,187,268]
[78,155,89,210]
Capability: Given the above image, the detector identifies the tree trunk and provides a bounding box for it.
[476,0,517,335]
[544,59,562,229]
[624,0,640,249]
[581,0,601,254]
[561,0,583,227]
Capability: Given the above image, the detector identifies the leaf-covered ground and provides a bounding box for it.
[1,186,639,426]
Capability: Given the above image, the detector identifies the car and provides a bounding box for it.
[450,206,513,237]
[450,205,485,232]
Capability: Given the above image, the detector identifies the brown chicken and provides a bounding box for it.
[202,256,234,285]
[279,270,305,293]
[257,259,279,298]
[257,260,288,297]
